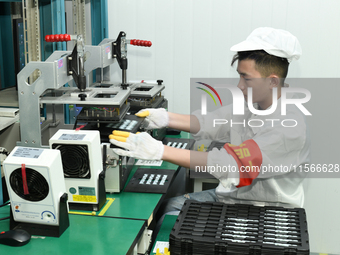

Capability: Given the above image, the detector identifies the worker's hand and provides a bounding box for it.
[109,130,164,160]
[135,108,169,130]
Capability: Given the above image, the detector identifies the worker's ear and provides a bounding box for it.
[269,75,280,88]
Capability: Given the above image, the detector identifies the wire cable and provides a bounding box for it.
[0,201,10,208]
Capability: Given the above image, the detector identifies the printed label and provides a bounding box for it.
[58,134,86,141]
[12,147,44,159]
[79,186,96,196]
[73,195,97,203]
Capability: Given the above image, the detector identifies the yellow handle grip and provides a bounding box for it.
[135,110,150,117]
[109,135,127,142]
[111,130,131,137]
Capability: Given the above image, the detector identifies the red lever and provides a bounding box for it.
[129,39,152,47]
[21,164,29,195]
[45,34,71,42]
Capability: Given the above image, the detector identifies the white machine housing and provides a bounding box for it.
[3,146,67,225]
[102,143,134,193]
[49,129,103,208]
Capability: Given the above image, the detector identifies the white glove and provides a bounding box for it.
[109,130,164,160]
[135,108,169,130]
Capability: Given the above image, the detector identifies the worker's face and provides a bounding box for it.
[236,59,273,109]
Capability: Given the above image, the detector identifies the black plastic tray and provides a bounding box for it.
[170,201,309,255]
[162,137,195,150]
[124,168,175,194]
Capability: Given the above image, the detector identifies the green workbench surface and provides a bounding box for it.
[150,214,177,255]
[0,132,193,254]
[100,161,179,221]
[69,165,173,221]
[70,132,193,221]
[105,192,162,221]
[0,205,145,255]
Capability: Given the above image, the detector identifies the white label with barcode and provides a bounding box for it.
[12,147,44,159]
[58,134,86,141]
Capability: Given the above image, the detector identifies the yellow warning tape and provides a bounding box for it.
[69,211,96,216]
[98,198,115,216]
[69,198,115,216]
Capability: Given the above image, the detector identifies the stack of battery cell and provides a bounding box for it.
[169,201,309,255]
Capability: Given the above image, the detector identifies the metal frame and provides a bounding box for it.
[129,83,165,98]
[91,0,107,46]
[16,51,73,147]
[51,0,66,51]
[22,0,41,65]
[16,44,132,148]
[40,0,67,61]
[0,2,16,89]
[40,87,130,106]
[0,0,108,89]
[72,0,85,43]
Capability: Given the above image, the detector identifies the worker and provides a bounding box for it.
[109,27,310,211]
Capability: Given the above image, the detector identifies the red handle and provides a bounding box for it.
[129,39,152,47]
[45,34,71,42]
[21,164,29,195]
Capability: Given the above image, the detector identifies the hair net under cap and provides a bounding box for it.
[230,27,302,63]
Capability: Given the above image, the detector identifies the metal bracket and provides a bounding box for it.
[67,38,86,92]
[112,31,128,88]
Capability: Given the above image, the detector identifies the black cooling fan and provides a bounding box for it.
[10,168,49,202]
[52,144,91,178]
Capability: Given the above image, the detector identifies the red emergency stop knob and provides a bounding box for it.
[129,39,152,47]
[45,34,71,42]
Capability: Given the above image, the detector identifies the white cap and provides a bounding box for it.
[230,27,302,62]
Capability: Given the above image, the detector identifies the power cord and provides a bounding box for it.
[0,201,10,208]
